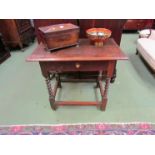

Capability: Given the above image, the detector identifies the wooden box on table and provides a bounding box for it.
[38,23,80,51]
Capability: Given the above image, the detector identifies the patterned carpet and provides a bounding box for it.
[0,123,155,135]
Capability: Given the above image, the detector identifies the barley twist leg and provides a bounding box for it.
[100,77,110,111]
[45,76,57,110]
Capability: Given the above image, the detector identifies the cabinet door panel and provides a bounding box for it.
[15,19,32,33]
[123,19,154,30]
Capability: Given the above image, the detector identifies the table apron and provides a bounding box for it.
[39,60,116,77]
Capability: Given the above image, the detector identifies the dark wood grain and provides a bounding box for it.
[27,39,127,62]
[123,19,154,30]
[39,23,80,51]
[34,19,78,43]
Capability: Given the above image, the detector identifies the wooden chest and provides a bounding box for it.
[39,23,79,51]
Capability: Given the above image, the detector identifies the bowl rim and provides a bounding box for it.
[86,28,112,36]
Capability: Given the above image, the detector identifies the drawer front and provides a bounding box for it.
[40,61,108,72]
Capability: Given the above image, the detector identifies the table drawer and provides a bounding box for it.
[40,61,108,72]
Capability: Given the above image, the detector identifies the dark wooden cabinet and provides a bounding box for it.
[123,19,154,30]
[0,33,10,64]
[0,19,34,49]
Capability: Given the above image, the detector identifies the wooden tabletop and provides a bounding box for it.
[26,38,128,62]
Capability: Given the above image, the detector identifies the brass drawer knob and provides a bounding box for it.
[75,63,80,68]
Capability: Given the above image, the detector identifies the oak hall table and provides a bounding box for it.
[26,39,128,111]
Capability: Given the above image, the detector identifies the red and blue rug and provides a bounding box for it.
[0,123,155,135]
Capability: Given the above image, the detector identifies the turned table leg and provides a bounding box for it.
[110,68,116,83]
[95,71,102,88]
[95,81,99,88]
[100,77,110,111]
[45,76,57,110]
[56,73,62,88]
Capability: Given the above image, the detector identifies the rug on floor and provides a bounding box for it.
[0,123,155,135]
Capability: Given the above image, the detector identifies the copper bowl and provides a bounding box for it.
[86,28,112,47]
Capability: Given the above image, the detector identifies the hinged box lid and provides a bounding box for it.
[39,23,79,35]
